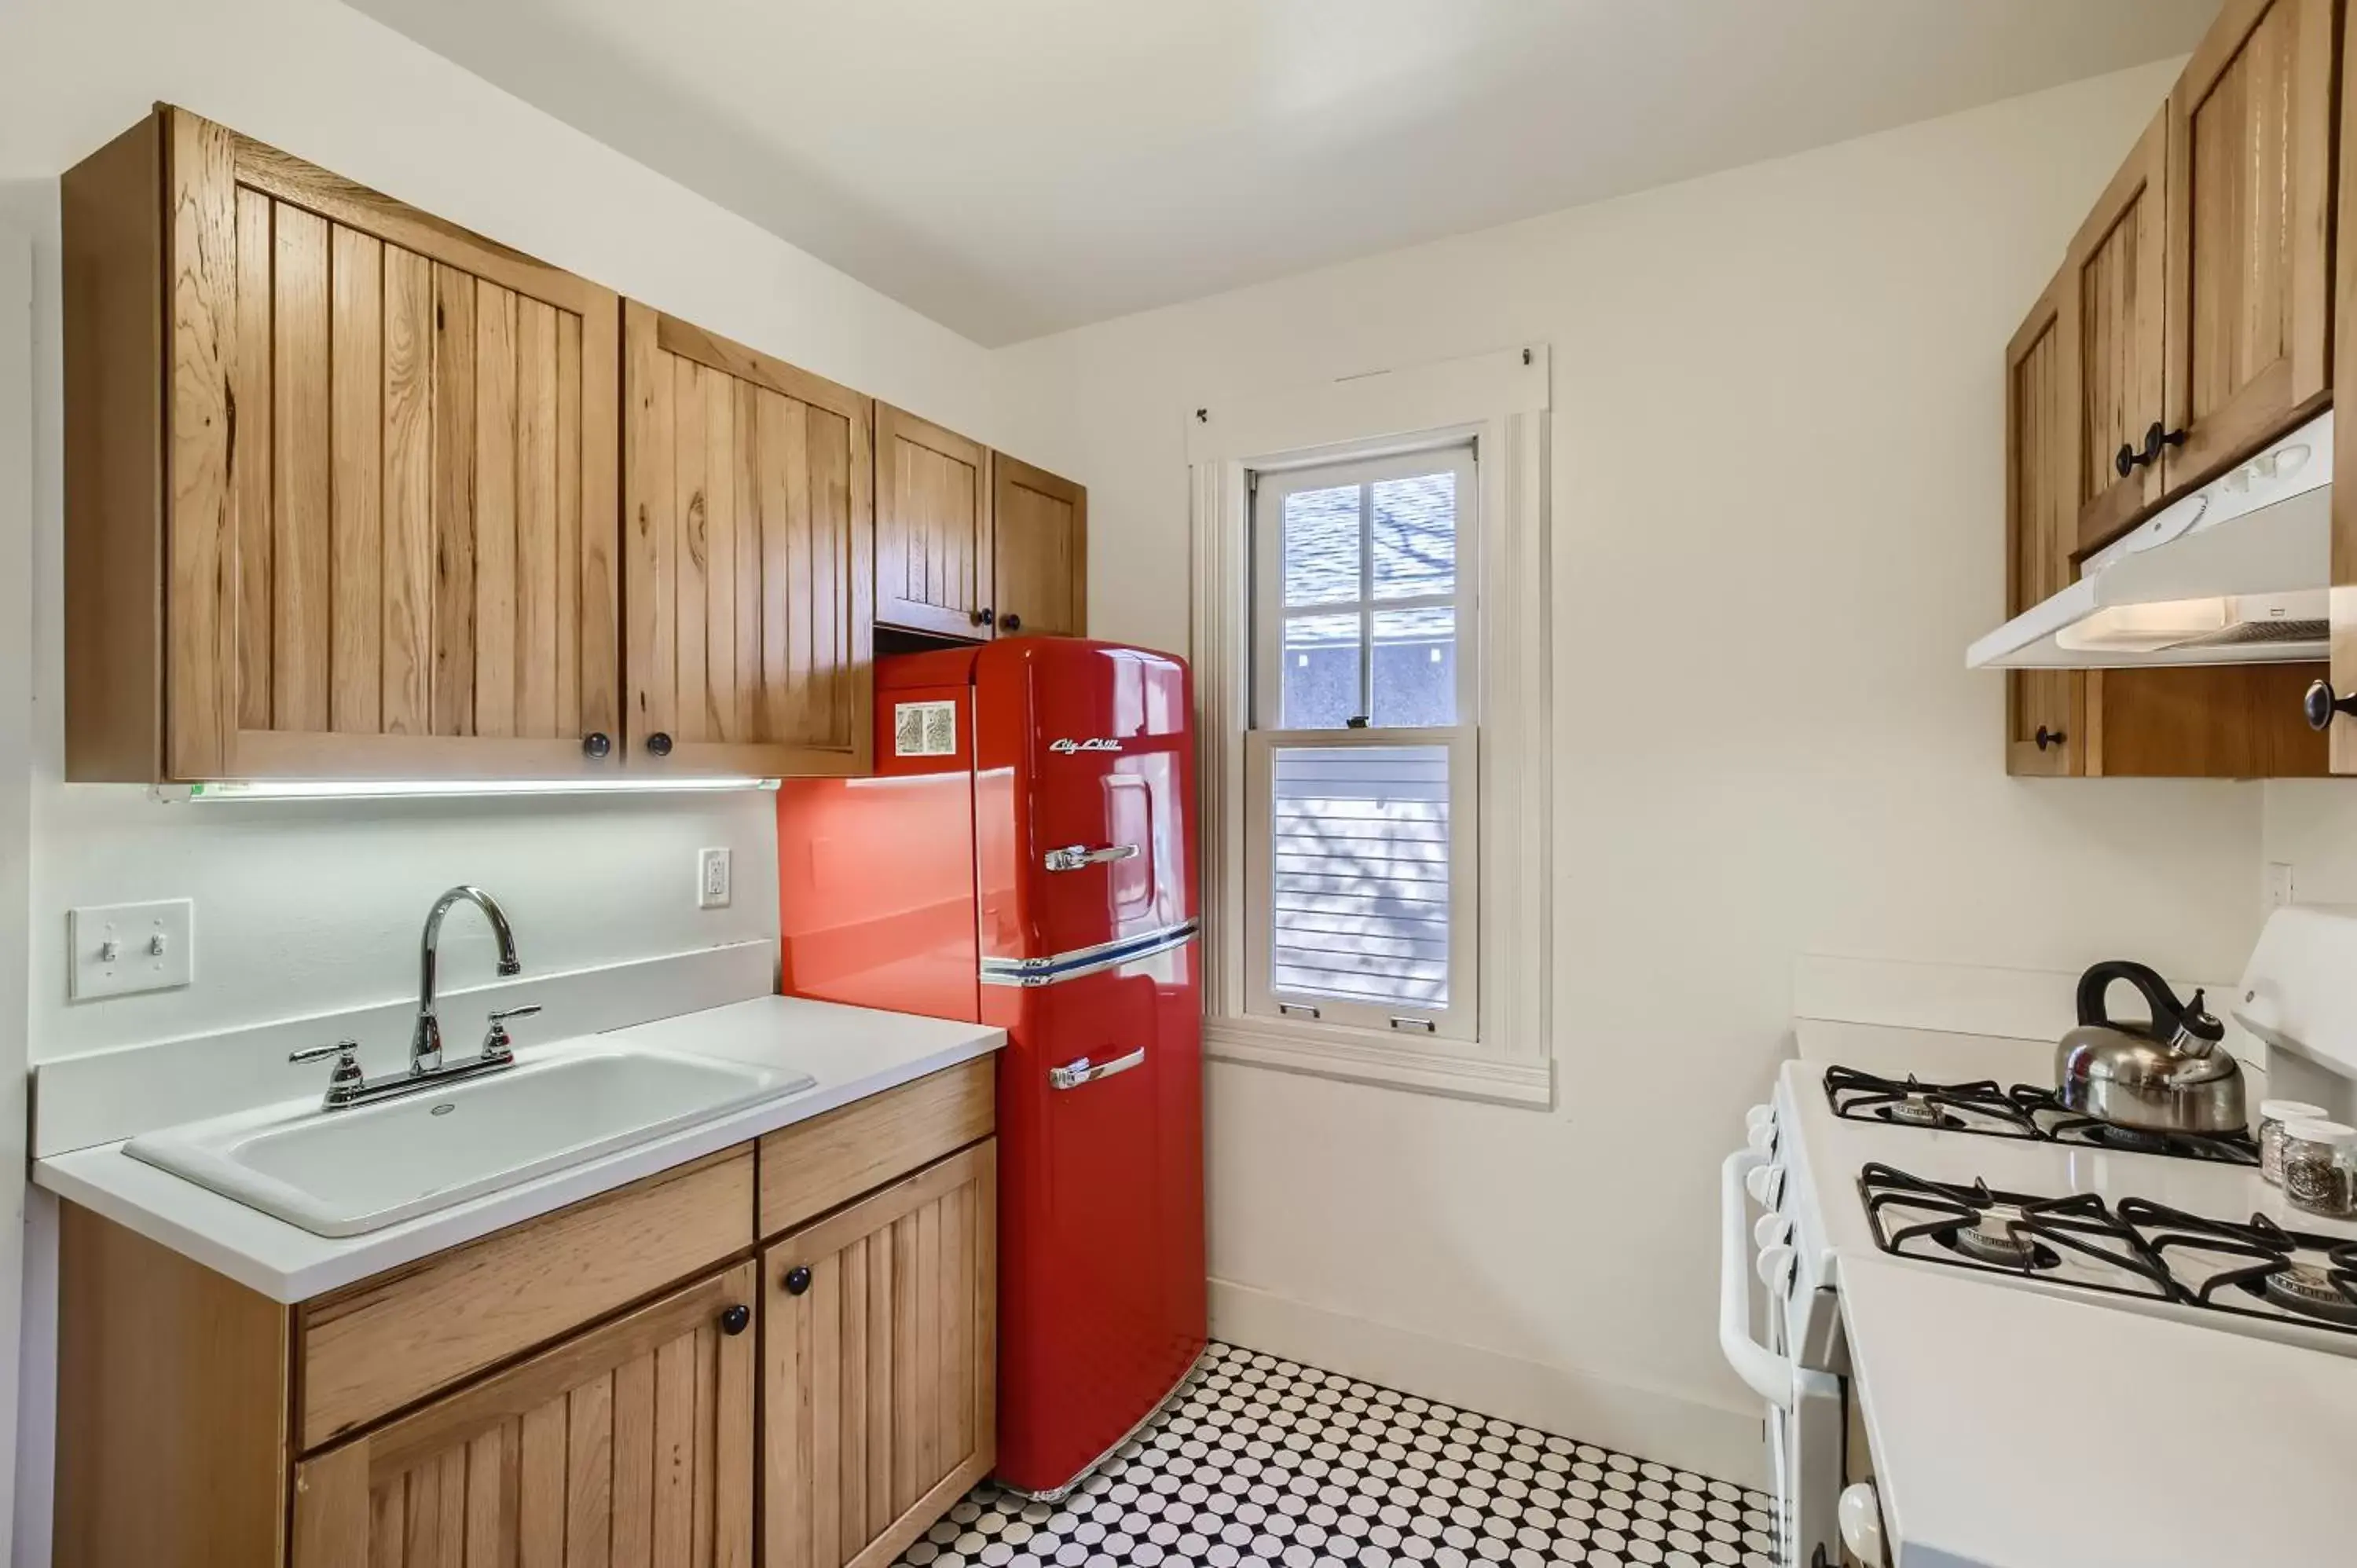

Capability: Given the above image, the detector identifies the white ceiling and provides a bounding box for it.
[349,0,2217,346]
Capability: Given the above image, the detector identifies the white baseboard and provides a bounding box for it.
[1208,1278,1765,1492]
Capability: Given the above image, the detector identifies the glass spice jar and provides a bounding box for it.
[2260,1100,2331,1189]
[2279,1119,2357,1219]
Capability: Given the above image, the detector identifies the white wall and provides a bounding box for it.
[997,60,2272,1467]
[0,2,1039,1555]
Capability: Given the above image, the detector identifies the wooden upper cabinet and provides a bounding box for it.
[2065,108,2168,554]
[875,405,994,638]
[992,456,1088,639]
[62,106,622,782]
[764,1141,996,1568]
[2161,0,2336,495]
[2005,273,2084,777]
[622,306,875,776]
[291,1262,757,1566]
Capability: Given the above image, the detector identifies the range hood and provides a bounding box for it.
[1967,412,2333,669]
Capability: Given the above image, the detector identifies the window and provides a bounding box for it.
[1244,447,1479,1040]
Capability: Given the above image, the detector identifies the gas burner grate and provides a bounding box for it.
[1857,1163,2174,1298]
[2119,1199,2357,1336]
[1822,1067,2260,1166]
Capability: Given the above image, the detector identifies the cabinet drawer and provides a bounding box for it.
[759,1058,995,1239]
[298,1147,753,1450]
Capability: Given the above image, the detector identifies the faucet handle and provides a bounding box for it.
[291,1040,366,1108]
[291,1039,361,1068]
[482,1004,541,1061]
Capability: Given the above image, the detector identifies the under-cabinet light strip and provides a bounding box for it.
[163,778,780,802]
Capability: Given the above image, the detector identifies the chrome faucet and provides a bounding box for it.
[289,885,536,1112]
[412,885,522,1072]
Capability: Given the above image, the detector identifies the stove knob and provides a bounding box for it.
[1744,1163,1786,1208]
[1754,1212,1792,1250]
[1838,1483,1886,1567]
[1756,1242,1797,1296]
[1747,1121,1777,1156]
[1746,1104,1775,1132]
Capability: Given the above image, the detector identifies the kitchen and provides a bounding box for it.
[3,2,2355,1566]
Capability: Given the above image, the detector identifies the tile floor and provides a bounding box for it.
[896,1343,1779,1568]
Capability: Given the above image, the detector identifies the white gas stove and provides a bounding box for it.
[1727,913,2357,1567]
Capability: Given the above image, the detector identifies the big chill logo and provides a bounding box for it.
[1049,738,1124,754]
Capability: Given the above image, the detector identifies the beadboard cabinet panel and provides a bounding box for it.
[875,405,993,639]
[991,456,1087,639]
[63,105,621,782]
[622,306,874,776]
[2004,276,2083,777]
[2065,108,2168,555]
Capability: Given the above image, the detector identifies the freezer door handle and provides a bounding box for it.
[1049,1046,1147,1090]
[1043,842,1141,873]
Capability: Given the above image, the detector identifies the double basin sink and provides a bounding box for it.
[126,1043,813,1237]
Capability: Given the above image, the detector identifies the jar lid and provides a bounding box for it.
[2260,1100,2331,1122]
[2281,1118,2357,1149]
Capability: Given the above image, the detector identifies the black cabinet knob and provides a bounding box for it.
[783,1265,812,1296]
[973,607,995,628]
[2034,725,2066,752]
[582,731,611,759]
[2142,420,2187,463]
[2303,679,2357,732]
[2114,442,2137,478]
[646,731,673,757]
[1001,613,1022,632]
[719,1303,750,1336]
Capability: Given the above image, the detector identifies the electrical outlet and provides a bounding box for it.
[2267,861,2297,910]
[698,847,732,910]
[69,899,194,1000]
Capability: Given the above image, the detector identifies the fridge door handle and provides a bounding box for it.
[1049,1046,1148,1090]
[1043,842,1142,873]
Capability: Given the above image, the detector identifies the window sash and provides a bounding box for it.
[1241,725,1479,1042]
[1250,445,1478,733]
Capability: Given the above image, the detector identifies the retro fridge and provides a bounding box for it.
[775,637,1206,1498]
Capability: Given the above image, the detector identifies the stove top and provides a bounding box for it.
[1859,1161,2357,1337]
[1824,1065,2260,1166]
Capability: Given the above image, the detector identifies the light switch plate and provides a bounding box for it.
[698,848,732,910]
[68,899,194,1000]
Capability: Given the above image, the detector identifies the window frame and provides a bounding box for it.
[1186,344,1553,1108]
[1244,444,1482,1040]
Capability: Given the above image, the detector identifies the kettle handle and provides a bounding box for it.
[2076,960,2187,1038]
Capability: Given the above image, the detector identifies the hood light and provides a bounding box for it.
[2054,598,2231,654]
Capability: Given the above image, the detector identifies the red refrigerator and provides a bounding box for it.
[775,637,1207,1498]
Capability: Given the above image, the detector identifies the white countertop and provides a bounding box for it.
[34,995,1003,1302]
[1841,1252,2357,1568]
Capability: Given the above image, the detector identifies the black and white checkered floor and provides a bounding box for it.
[897,1343,1779,1568]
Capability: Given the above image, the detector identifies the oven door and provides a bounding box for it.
[1725,1147,1842,1568]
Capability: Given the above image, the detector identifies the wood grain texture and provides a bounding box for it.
[383,244,436,736]
[475,279,519,739]
[432,264,479,738]
[874,404,991,640]
[991,454,1087,639]
[764,1142,997,1568]
[2088,663,2329,776]
[2163,0,2335,493]
[62,114,168,781]
[757,1059,995,1240]
[299,1149,753,1450]
[234,187,275,733]
[2003,274,2083,779]
[514,297,561,739]
[56,1201,292,1568]
[332,224,386,734]
[621,303,875,775]
[2064,107,2167,554]
[291,1262,757,1567]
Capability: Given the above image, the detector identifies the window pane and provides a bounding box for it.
[1282,485,1362,606]
[1370,607,1456,727]
[1281,613,1362,728]
[1372,472,1456,600]
[1270,745,1450,1009]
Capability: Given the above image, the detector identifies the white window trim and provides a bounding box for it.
[1189,346,1552,1108]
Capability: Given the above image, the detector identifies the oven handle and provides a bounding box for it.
[1721,1148,1796,1411]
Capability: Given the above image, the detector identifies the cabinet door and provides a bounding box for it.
[291,1261,757,1567]
[2004,274,2083,777]
[2063,108,2168,555]
[2161,0,2336,494]
[164,109,621,781]
[622,304,874,776]
[875,405,994,639]
[764,1140,996,1568]
[992,456,1087,639]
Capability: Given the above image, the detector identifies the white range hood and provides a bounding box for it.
[1967,412,2333,669]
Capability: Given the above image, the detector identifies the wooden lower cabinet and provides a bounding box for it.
[764,1140,998,1568]
[291,1260,759,1566]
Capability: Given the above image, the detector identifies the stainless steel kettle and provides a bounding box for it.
[2055,960,2245,1134]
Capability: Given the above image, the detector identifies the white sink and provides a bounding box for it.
[124,1045,813,1237]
